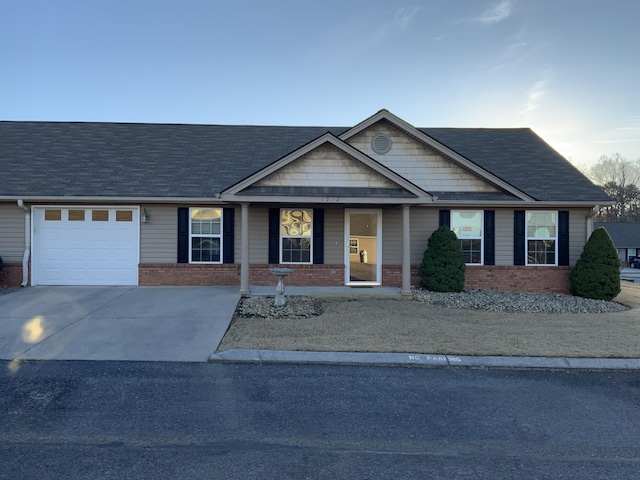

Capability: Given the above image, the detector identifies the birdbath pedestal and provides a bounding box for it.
[269,267,294,306]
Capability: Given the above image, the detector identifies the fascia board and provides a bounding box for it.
[1,196,223,204]
[339,109,535,202]
[423,200,615,208]
[220,194,430,204]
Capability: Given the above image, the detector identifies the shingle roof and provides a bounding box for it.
[421,128,611,202]
[594,222,640,248]
[0,120,610,203]
[0,122,347,198]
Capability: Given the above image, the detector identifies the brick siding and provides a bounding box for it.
[383,265,570,294]
[464,266,571,293]
[250,264,345,286]
[139,264,241,286]
[138,263,570,293]
[0,263,24,288]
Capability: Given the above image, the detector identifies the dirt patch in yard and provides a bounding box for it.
[217,284,640,358]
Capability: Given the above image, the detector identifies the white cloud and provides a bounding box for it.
[465,0,513,25]
[520,78,550,115]
[394,6,423,29]
[367,6,424,45]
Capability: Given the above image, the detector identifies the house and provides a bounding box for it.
[0,109,612,294]
[594,222,640,266]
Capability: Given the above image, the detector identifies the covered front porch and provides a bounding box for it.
[235,203,416,297]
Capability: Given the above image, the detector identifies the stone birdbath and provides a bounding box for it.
[269,267,294,306]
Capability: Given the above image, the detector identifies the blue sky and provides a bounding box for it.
[1,0,638,168]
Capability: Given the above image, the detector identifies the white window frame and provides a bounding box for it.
[349,238,359,255]
[280,208,313,264]
[451,210,484,265]
[189,207,223,264]
[525,210,558,266]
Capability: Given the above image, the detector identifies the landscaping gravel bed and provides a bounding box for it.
[237,289,627,318]
[237,295,323,319]
[411,289,628,314]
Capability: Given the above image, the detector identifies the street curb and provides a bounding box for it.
[209,349,640,370]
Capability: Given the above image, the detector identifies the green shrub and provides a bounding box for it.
[569,227,621,301]
[418,226,466,292]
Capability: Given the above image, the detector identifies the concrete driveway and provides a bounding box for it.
[0,286,240,362]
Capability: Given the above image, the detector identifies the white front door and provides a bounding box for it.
[32,207,140,286]
[345,209,382,285]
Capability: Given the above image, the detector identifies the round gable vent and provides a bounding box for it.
[371,134,392,154]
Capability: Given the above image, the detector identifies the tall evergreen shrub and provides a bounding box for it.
[569,227,620,301]
[418,226,466,292]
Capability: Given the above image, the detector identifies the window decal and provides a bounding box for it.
[280,209,312,264]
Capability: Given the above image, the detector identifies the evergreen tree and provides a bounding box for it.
[569,227,621,300]
[418,226,466,292]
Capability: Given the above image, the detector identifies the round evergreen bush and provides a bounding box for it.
[418,226,466,292]
[569,227,621,301]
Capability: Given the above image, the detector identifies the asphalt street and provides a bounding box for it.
[2,361,640,479]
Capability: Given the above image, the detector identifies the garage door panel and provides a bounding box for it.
[33,207,139,286]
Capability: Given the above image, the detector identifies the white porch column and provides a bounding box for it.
[240,203,251,295]
[401,204,412,297]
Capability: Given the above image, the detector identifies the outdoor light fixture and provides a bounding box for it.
[141,208,150,223]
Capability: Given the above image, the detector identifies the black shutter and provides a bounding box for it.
[223,208,235,264]
[514,210,525,265]
[313,208,324,264]
[439,209,451,228]
[558,210,570,266]
[177,207,189,263]
[268,208,279,264]
[484,210,495,265]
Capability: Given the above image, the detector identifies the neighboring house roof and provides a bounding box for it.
[595,222,640,248]
[0,112,611,203]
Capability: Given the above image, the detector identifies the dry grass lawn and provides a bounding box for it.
[217,284,640,358]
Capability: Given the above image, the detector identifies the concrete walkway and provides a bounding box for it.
[0,286,240,362]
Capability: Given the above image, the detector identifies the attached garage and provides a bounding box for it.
[32,207,139,286]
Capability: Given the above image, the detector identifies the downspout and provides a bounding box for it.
[17,200,30,287]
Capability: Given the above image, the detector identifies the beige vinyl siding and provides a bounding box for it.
[324,208,344,264]
[346,122,499,193]
[495,209,514,266]
[569,208,589,265]
[382,208,403,265]
[256,144,397,188]
[138,205,243,264]
[0,203,26,262]
[139,205,177,263]
[249,207,269,263]
[409,208,439,265]
[494,208,590,267]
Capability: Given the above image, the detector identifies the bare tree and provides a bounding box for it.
[586,154,640,222]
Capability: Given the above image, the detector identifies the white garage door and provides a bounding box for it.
[32,207,139,286]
